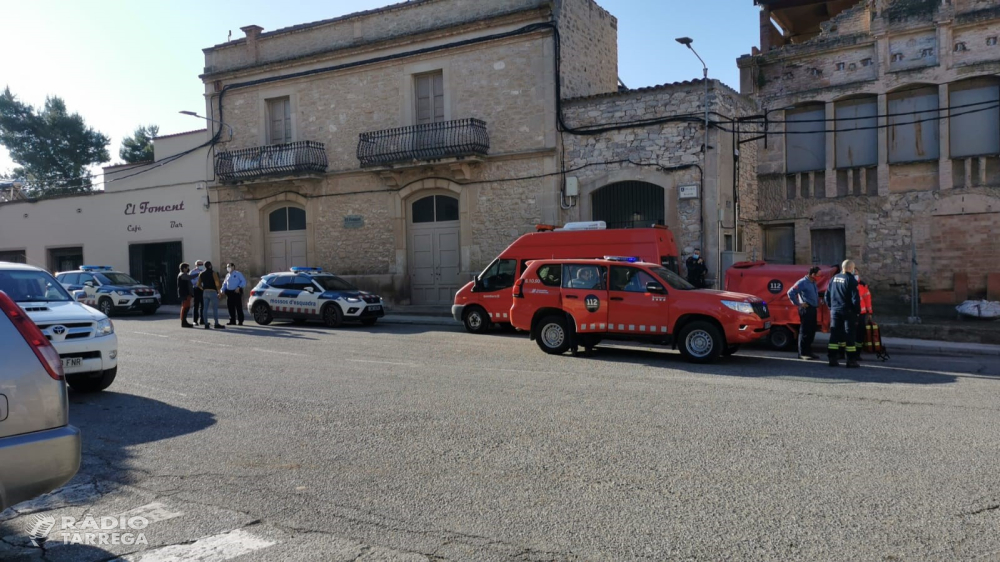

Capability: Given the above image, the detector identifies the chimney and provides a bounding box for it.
[241,25,264,63]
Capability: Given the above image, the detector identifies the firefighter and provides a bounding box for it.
[685,248,708,288]
[855,268,873,359]
[823,259,861,368]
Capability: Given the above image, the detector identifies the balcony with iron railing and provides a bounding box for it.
[215,141,328,183]
[357,118,489,168]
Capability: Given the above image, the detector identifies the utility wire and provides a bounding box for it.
[714,102,1000,134]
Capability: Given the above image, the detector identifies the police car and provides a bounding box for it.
[247,267,385,327]
[55,266,161,317]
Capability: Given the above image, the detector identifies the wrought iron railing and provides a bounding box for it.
[357,118,489,168]
[215,141,328,182]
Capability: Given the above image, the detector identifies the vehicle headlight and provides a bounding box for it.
[114,289,131,295]
[344,296,362,303]
[721,300,754,314]
[97,318,114,336]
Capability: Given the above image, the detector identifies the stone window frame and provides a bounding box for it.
[257,85,299,147]
[399,60,452,127]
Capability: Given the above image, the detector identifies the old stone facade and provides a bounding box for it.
[738,0,1000,310]
[200,0,619,304]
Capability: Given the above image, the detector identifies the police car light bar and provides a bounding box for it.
[604,256,640,263]
[80,265,114,271]
[290,267,323,274]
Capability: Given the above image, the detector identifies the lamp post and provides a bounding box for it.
[676,36,718,288]
[179,110,234,141]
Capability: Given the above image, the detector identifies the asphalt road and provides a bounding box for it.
[3,314,1000,561]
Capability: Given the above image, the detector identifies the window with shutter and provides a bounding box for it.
[888,87,939,163]
[414,72,444,125]
[267,97,292,144]
[949,78,1000,159]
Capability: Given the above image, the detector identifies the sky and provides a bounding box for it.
[0,0,760,177]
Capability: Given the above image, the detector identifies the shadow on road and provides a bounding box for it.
[0,392,216,560]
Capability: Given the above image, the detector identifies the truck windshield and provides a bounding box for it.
[649,266,696,291]
[0,270,74,302]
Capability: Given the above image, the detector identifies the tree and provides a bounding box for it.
[119,124,159,164]
[0,87,110,195]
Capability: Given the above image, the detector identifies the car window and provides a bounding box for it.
[0,270,74,302]
[78,273,97,286]
[563,264,605,290]
[96,272,140,285]
[649,266,696,291]
[313,276,357,292]
[60,273,79,285]
[267,275,291,288]
[478,259,517,291]
[536,264,561,287]
[610,266,659,293]
[292,275,316,291]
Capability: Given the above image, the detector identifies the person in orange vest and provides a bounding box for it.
[855,268,873,358]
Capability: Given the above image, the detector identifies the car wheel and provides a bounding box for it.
[723,344,740,357]
[322,303,343,328]
[98,298,114,317]
[252,302,273,325]
[462,306,491,334]
[141,307,157,316]
[535,315,571,355]
[361,318,377,326]
[678,321,723,363]
[768,326,795,351]
[67,366,117,393]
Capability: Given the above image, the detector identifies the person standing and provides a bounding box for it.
[221,262,246,326]
[685,248,708,288]
[190,260,205,325]
[177,262,194,328]
[824,260,861,368]
[787,266,821,360]
[855,268,873,358]
[197,261,225,330]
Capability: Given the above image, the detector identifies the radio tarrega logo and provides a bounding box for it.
[23,513,149,547]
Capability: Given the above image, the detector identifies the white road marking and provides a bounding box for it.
[189,340,234,347]
[347,359,418,367]
[132,332,169,338]
[0,483,101,521]
[62,502,182,532]
[251,348,307,357]
[117,528,276,562]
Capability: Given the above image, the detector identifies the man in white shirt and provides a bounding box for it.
[221,262,247,325]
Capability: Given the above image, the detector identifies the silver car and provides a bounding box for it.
[0,289,81,511]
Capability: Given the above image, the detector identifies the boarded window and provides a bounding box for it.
[811,228,845,266]
[0,249,26,264]
[888,87,939,163]
[786,104,826,173]
[763,225,795,265]
[949,78,1000,158]
[267,97,292,144]
[415,72,445,125]
[835,97,877,168]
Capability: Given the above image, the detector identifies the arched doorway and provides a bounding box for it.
[592,181,665,228]
[265,206,307,271]
[407,194,460,304]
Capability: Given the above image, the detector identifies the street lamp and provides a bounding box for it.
[676,36,718,287]
[179,110,234,141]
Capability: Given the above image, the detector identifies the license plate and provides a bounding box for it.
[764,321,771,329]
[62,357,82,369]
[140,298,154,304]
[367,305,382,311]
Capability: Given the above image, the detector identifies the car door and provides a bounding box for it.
[263,275,293,318]
[475,258,517,323]
[607,266,669,336]
[561,264,608,334]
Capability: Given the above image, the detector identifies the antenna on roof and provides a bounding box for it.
[228,30,232,41]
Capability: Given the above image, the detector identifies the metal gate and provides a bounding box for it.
[592,181,665,229]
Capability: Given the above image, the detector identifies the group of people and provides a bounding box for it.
[176,260,247,329]
[787,260,874,367]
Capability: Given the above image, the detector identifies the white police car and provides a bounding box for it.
[55,266,161,317]
[248,267,385,327]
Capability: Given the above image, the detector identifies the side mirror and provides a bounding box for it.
[84,281,95,288]
[303,286,315,293]
[72,290,87,300]
[646,281,666,294]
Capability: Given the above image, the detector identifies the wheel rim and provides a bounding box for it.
[540,322,565,349]
[100,300,111,314]
[685,329,714,358]
[772,330,789,348]
[468,311,483,329]
[253,304,268,322]
[325,306,338,323]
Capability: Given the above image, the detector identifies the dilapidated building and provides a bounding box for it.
[738,0,1000,309]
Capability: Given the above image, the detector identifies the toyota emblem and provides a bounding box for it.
[51,325,66,335]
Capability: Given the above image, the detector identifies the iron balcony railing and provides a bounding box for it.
[357,118,489,168]
[215,141,328,182]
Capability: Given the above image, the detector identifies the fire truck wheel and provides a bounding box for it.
[536,315,571,355]
[678,321,723,363]
[462,306,491,334]
[768,326,795,351]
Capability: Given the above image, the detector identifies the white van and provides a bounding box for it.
[0,262,118,392]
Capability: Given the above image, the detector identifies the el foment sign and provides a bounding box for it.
[124,201,185,215]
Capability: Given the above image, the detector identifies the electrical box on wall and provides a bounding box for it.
[565,176,579,197]
[679,184,698,199]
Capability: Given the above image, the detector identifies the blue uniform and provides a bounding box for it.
[824,273,861,362]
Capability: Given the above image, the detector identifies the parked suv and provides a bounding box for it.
[56,265,160,316]
[0,289,82,510]
[0,262,118,392]
[509,257,771,363]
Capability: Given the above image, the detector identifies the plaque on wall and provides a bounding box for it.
[343,215,364,229]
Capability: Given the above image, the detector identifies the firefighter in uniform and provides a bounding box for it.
[824,259,861,368]
[855,268,873,358]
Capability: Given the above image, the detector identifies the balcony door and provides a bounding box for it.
[408,194,460,305]
[266,206,307,272]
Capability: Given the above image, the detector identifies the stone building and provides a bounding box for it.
[737,0,1000,309]
[199,0,753,304]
